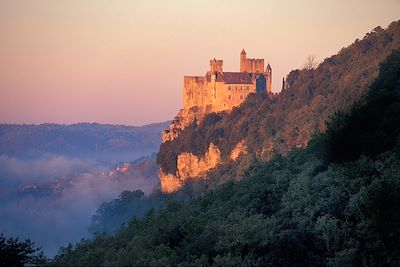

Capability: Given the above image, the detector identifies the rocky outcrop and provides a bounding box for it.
[177,143,221,179]
[162,107,206,142]
[159,140,251,192]
[159,169,182,194]
[159,143,221,193]
[230,140,248,160]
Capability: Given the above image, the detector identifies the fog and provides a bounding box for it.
[0,154,159,257]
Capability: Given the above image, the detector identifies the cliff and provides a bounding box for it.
[158,21,400,193]
[162,107,205,143]
[53,48,400,265]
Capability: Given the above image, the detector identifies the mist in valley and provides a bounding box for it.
[0,123,164,257]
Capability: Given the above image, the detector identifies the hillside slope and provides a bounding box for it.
[52,47,400,267]
[157,21,400,192]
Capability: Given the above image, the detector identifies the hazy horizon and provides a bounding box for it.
[1,0,399,125]
[0,120,170,127]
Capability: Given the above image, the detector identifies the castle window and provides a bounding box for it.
[228,86,231,90]
[228,95,232,100]
[235,86,237,90]
[246,86,249,90]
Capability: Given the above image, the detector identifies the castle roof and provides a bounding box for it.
[241,49,247,55]
[206,72,253,84]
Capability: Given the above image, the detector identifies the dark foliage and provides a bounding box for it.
[51,43,400,266]
[324,49,400,162]
[88,190,167,235]
[0,234,47,267]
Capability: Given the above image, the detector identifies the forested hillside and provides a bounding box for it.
[51,47,400,266]
[158,21,400,188]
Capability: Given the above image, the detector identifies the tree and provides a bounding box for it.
[303,55,318,70]
[0,234,47,266]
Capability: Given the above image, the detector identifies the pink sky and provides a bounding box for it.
[0,0,399,126]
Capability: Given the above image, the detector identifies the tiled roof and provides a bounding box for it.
[206,72,254,84]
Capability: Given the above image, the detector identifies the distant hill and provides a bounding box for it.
[0,121,170,163]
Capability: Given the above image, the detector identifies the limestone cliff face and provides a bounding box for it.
[159,143,221,193]
[177,143,221,179]
[160,100,217,193]
[230,140,247,161]
[158,169,182,194]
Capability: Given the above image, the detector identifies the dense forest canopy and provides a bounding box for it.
[50,47,400,266]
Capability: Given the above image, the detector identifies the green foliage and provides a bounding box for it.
[324,49,400,162]
[89,190,167,235]
[0,234,47,267]
[52,25,400,266]
[51,152,400,265]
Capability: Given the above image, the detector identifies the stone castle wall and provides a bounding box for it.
[183,77,256,113]
[243,58,264,73]
[210,59,223,73]
[211,82,256,113]
[183,76,209,110]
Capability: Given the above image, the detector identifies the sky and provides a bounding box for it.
[0,0,399,126]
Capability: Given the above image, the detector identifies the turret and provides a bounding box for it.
[266,63,272,73]
[265,63,272,94]
[209,58,223,73]
[240,49,247,72]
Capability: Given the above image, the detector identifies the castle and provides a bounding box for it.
[162,49,272,143]
[183,49,272,113]
[161,50,273,190]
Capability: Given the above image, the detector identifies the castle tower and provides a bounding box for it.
[265,63,272,94]
[209,58,223,73]
[240,49,247,72]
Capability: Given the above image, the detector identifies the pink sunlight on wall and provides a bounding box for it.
[0,0,399,125]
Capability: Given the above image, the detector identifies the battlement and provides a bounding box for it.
[184,76,206,84]
[183,76,208,110]
[242,58,264,73]
[209,58,223,73]
[240,49,266,73]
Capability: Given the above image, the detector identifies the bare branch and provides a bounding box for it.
[303,55,318,70]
